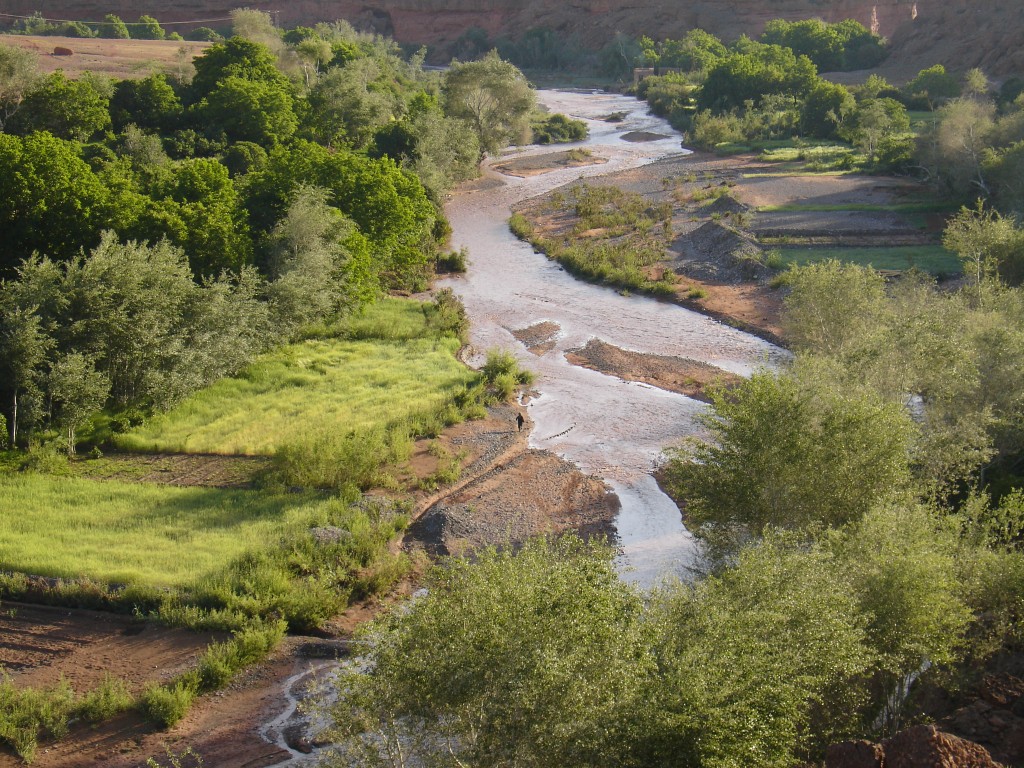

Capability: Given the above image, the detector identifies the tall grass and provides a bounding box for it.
[113,299,475,456]
[0,474,320,587]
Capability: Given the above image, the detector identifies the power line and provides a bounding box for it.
[0,11,236,26]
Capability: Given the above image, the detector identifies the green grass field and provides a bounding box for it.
[0,473,320,586]
[778,245,961,274]
[114,299,474,455]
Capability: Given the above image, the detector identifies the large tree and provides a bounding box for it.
[442,51,535,157]
[662,360,914,562]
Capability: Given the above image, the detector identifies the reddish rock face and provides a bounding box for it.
[1,0,1020,75]
[0,0,917,47]
[885,725,1004,768]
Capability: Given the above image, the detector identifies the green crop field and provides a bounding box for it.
[114,299,474,455]
[0,473,324,586]
[778,245,961,274]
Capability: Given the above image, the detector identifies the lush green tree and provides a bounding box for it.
[197,74,298,146]
[442,51,536,156]
[800,79,855,138]
[245,142,436,290]
[7,71,111,141]
[0,42,41,132]
[151,158,253,275]
[655,535,875,765]
[760,18,885,72]
[782,259,888,356]
[926,97,996,197]
[266,185,377,329]
[47,352,110,454]
[110,73,182,132]
[0,294,52,446]
[904,64,961,111]
[847,97,911,163]
[639,30,727,71]
[406,110,480,197]
[663,360,914,562]
[99,14,130,39]
[944,204,1024,288]
[323,537,656,768]
[133,15,166,41]
[697,43,817,112]
[0,132,112,273]
[831,503,972,732]
[189,37,289,104]
[306,62,398,148]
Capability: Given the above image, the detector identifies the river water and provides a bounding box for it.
[262,91,788,764]
[442,90,787,586]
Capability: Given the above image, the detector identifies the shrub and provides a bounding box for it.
[0,676,75,763]
[75,675,134,723]
[531,113,588,144]
[435,247,468,274]
[140,681,196,728]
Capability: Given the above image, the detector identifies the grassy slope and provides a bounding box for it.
[0,473,321,586]
[114,299,474,455]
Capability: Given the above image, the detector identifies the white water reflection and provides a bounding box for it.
[443,90,787,586]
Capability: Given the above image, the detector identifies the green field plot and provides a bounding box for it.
[0,474,319,586]
[114,300,474,455]
[778,245,961,274]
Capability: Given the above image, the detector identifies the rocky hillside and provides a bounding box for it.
[1,0,1021,76]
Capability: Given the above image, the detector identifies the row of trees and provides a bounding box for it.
[2,12,181,41]
[0,12,541,451]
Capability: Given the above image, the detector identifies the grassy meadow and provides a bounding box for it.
[778,244,961,274]
[114,299,475,455]
[0,473,319,586]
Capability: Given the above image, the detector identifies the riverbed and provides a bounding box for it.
[442,90,788,586]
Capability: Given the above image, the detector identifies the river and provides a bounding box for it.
[261,90,788,765]
[442,89,787,586]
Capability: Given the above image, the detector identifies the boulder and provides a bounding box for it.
[52,46,73,56]
[885,724,1004,768]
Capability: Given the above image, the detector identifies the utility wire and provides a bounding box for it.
[0,11,236,26]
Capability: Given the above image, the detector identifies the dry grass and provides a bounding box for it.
[0,34,209,79]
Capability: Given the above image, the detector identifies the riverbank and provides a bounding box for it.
[511,146,949,355]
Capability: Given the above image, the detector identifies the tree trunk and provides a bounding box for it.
[11,391,17,448]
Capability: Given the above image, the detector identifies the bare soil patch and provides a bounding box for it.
[493,149,607,178]
[76,452,268,488]
[565,339,741,402]
[0,34,209,79]
[0,604,215,692]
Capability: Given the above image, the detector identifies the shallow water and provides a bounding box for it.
[443,90,788,586]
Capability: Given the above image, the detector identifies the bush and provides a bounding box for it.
[197,620,286,691]
[435,247,469,274]
[140,681,196,728]
[0,676,75,763]
[531,113,588,144]
[265,427,412,492]
[425,288,469,343]
[75,675,134,723]
[481,349,534,403]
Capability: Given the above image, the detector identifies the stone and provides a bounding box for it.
[885,724,1004,768]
